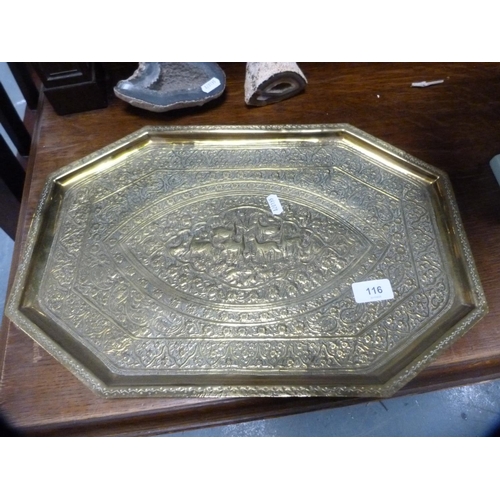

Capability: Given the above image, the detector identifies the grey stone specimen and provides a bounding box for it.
[114,63,226,112]
[245,62,307,106]
[490,154,500,187]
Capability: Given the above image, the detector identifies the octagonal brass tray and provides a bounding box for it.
[6,125,487,398]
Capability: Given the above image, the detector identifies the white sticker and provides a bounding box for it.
[352,279,394,303]
[201,77,221,93]
[267,194,283,215]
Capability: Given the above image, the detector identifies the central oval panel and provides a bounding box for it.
[117,187,375,316]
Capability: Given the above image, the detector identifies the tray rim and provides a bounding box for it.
[5,123,488,398]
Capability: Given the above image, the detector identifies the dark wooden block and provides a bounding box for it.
[32,63,107,115]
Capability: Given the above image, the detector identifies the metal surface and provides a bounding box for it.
[6,125,488,398]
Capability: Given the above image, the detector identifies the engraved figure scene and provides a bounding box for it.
[126,194,370,306]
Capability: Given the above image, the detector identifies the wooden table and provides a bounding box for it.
[1,63,500,436]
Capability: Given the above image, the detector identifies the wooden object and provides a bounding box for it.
[31,63,107,115]
[1,63,500,436]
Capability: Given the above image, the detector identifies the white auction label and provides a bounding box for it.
[201,77,221,93]
[267,194,283,215]
[351,279,394,303]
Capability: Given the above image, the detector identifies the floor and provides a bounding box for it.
[1,63,499,437]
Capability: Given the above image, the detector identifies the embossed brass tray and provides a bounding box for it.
[6,125,487,398]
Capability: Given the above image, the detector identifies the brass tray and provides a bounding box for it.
[6,125,487,398]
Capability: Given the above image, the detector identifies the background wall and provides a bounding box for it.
[0,62,22,318]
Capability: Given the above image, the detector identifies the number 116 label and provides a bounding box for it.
[351,279,394,304]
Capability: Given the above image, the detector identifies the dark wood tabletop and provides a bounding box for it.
[1,63,500,436]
